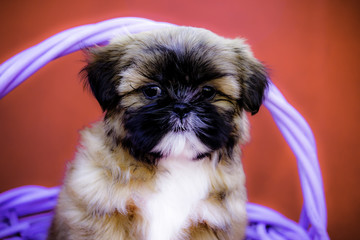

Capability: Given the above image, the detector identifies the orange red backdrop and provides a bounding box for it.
[0,0,359,239]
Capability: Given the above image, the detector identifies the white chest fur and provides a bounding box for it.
[137,156,211,240]
[59,125,247,240]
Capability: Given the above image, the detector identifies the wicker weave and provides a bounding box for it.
[0,186,59,239]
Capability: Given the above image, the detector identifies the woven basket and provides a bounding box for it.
[0,17,329,240]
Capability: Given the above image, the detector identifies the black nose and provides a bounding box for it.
[173,103,191,119]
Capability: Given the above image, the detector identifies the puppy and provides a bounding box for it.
[48,26,268,240]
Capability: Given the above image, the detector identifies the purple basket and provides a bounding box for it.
[0,186,59,239]
[0,17,329,240]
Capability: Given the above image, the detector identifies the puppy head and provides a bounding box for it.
[83,27,268,164]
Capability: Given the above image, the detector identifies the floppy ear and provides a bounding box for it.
[230,39,269,115]
[241,61,268,115]
[82,48,122,112]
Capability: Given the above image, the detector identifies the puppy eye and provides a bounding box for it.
[201,86,216,100]
[142,85,162,99]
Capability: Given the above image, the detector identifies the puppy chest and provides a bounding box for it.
[136,158,212,240]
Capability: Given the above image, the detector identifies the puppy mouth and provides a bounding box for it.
[151,131,209,159]
[171,116,192,132]
[150,112,211,158]
[174,126,188,132]
[173,120,189,132]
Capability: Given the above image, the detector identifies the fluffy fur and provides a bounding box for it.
[48,26,268,240]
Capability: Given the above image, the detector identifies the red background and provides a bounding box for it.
[0,0,359,239]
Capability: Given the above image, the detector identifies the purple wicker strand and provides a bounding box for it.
[0,17,173,98]
[0,186,59,239]
[264,84,329,239]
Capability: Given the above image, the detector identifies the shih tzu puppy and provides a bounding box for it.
[48,26,268,240]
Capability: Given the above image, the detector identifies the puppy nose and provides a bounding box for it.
[173,103,190,119]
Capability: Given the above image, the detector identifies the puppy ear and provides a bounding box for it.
[230,39,269,115]
[241,62,268,115]
[82,48,121,112]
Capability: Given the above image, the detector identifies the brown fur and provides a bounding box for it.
[48,27,267,240]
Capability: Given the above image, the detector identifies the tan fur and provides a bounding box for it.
[48,26,267,240]
[48,123,247,240]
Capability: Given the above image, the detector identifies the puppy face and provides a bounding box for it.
[83,27,268,164]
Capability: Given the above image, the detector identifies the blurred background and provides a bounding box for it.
[0,0,359,239]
